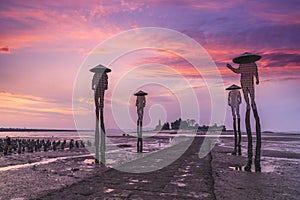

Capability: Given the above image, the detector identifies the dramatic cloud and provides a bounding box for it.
[0,46,9,53]
[0,0,299,130]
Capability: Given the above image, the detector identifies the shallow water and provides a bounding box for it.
[1,131,299,175]
[83,158,95,164]
[218,132,300,155]
[0,154,92,172]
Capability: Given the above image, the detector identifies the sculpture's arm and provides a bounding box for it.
[92,74,96,90]
[226,63,240,74]
[254,63,259,85]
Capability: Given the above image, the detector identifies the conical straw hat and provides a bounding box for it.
[90,64,112,73]
[134,90,148,96]
[233,52,261,64]
[226,84,242,90]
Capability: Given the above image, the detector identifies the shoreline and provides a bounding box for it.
[0,133,298,199]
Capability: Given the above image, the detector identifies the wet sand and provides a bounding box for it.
[212,146,300,200]
[213,132,300,200]
[0,132,299,199]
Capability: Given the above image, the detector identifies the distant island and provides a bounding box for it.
[155,118,226,132]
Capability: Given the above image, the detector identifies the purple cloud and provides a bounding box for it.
[0,46,10,53]
[262,52,300,68]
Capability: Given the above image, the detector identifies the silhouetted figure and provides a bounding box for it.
[27,140,32,153]
[4,136,12,155]
[80,140,85,148]
[226,84,242,155]
[69,139,74,149]
[0,139,3,153]
[51,141,55,151]
[227,52,262,172]
[75,140,79,148]
[34,139,39,151]
[44,140,51,152]
[56,140,61,150]
[12,140,17,152]
[61,140,66,150]
[17,140,22,154]
[134,90,148,153]
[87,140,92,147]
[91,64,111,164]
[0,138,90,157]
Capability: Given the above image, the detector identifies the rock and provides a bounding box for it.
[71,168,80,172]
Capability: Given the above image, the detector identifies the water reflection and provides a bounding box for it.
[229,166,242,171]
[229,164,275,173]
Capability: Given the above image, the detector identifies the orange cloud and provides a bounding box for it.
[0,91,73,116]
[0,91,77,128]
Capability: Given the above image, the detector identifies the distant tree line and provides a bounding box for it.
[155,118,225,132]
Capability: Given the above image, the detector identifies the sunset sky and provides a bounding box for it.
[0,0,299,132]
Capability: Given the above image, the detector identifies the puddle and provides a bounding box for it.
[0,154,92,172]
[229,164,275,173]
[178,168,189,173]
[229,166,243,171]
[177,182,186,187]
[104,188,114,193]
[83,159,95,164]
[129,179,140,183]
[171,181,186,187]
[181,173,192,177]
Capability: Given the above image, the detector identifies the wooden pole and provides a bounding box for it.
[140,120,143,152]
[244,107,261,172]
[237,118,241,155]
[253,108,261,172]
[244,108,252,172]
[95,106,100,164]
[137,119,143,153]
[232,118,237,155]
[100,107,106,165]
[137,120,140,152]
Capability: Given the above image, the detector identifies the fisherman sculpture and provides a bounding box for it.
[227,52,262,172]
